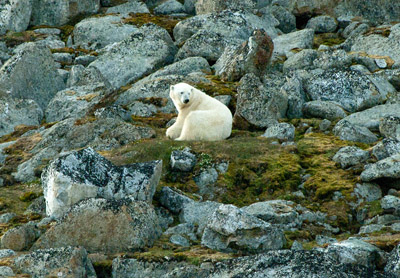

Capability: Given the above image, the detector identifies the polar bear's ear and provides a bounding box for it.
[170,85,174,91]
[190,88,194,93]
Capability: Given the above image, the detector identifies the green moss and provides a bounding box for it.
[313,33,345,48]
[122,13,184,36]
[357,200,383,219]
[19,191,40,202]
[297,132,369,201]
[130,236,233,265]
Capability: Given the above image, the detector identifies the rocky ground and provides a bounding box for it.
[1,0,400,277]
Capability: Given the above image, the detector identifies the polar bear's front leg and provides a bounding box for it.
[166,116,184,139]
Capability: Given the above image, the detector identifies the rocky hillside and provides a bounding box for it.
[0,0,400,277]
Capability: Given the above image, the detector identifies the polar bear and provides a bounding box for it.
[166,83,232,141]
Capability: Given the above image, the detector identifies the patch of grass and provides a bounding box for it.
[76,93,100,102]
[356,200,383,220]
[50,47,98,56]
[0,183,43,236]
[0,30,46,47]
[131,113,177,129]
[313,33,345,48]
[122,13,184,37]
[103,132,302,206]
[367,234,400,252]
[0,133,42,185]
[0,125,39,144]
[19,191,41,202]
[129,235,233,264]
[297,132,368,200]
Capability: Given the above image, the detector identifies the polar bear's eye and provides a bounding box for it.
[180,92,183,95]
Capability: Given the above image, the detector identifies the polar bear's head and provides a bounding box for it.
[170,83,196,109]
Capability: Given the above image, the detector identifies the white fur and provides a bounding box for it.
[166,83,233,141]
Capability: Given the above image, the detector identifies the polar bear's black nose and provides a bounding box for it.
[183,99,189,104]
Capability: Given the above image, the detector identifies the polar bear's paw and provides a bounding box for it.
[166,126,181,139]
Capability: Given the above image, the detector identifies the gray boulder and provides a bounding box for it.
[0,43,65,110]
[242,200,301,230]
[351,24,400,65]
[13,246,96,278]
[164,223,197,241]
[332,146,370,169]
[112,249,389,278]
[13,146,59,183]
[361,154,400,184]
[0,249,15,259]
[342,22,370,39]
[354,183,382,202]
[0,266,14,277]
[143,57,210,81]
[373,138,400,160]
[175,30,233,63]
[235,73,287,128]
[337,104,400,132]
[41,147,162,218]
[272,29,314,60]
[214,29,274,82]
[313,50,352,70]
[73,15,138,50]
[107,0,150,15]
[183,0,196,14]
[194,167,219,194]
[304,69,395,113]
[385,243,400,278]
[303,100,347,121]
[319,119,332,131]
[30,0,100,26]
[33,117,155,153]
[45,84,112,122]
[380,115,400,140]
[94,104,131,122]
[327,238,385,269]
[173,9,278,45]
[154,0,184,15]
[170,147,197,172]
[66,65,112,88]
[0,213,16,224]
[381,195,400,213]
[24,196,46,216]
[201,204,286,253]
[179,200,221,234]
[333,120,378,144]
[89,24,177,89]
[32,198,161,253]
[0,96,43,137]
[159,186,194,214]
[283,49,319,72]
[0,0,32,35]
[306,15,337,33]
[266,5,296,34]
[1,222,39,251]
[282,74,306,119]
[195,0,256,14]
[170,234,190,247]
[112,258,209,278]
[335,1,400,26]
[262,123,295,142]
